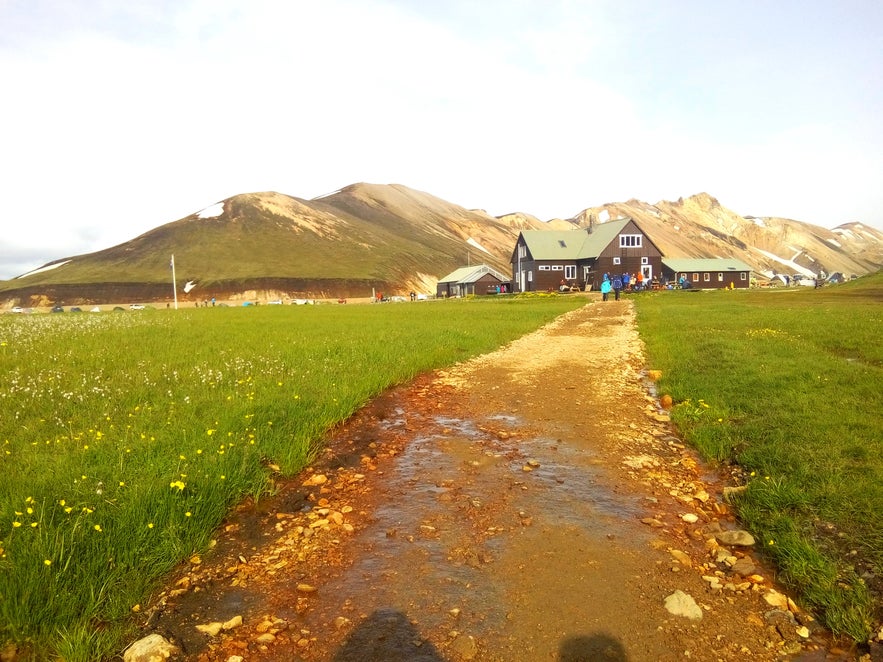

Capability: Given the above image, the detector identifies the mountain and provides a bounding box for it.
[570,193,883,279]
[0,184,549,306]
[1,184,881,306]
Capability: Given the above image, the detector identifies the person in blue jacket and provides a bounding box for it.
[600,273,612,301]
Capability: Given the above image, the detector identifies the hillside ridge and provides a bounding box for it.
[2,184,881,306]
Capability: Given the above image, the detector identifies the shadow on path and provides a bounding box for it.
[559,632,629,661]
[332,608,443,662]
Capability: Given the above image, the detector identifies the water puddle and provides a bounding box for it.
[292,408,656,659]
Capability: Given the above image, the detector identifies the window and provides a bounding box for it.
[518,245,526,258]
[551,265,563,271]
[692,273,699,282]
[740,273,747,281]
[539,265,551,271]
[613,257,621,265]
[704,273,710,282]
[565,265,576,279]
[558,240,567,248]
[718,273,724,282]
[619,234,643,248]
[528,271,533,282]
[641,257,649,265]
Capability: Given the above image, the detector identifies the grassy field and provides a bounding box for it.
[634,273,883,641]
[0,294,584,661]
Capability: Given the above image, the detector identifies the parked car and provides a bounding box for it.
[11,306,24,313]
[51,305,64,313]
[129,304,145,310]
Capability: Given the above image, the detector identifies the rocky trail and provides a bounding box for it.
[133,300,859,662]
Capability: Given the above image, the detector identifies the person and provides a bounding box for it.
[612,274,623,300]
[600,274,612,301]
[622,272,630,291]
[636,271,644,291]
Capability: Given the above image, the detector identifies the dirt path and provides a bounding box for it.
[141,300,848,661]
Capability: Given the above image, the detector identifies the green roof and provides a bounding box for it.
[662,258,752,272]
[438,264,509,284]
[519,219,632,260]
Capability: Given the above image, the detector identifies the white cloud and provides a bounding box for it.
[0,0,881,279]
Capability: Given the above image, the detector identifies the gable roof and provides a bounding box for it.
[662,258,752,272]
[438,264,509,284]
[516,218,638,261]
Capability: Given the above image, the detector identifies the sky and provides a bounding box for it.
[1,0,882,279]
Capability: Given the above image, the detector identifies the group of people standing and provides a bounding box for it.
[599,272,648,301]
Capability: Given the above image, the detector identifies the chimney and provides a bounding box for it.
[587,213,595,234]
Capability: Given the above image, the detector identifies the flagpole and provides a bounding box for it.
[171,254,178,310]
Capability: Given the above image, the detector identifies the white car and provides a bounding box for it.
[129,304,145,310]
[11,306,24,313]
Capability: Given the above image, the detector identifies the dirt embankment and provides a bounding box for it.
[136,299,861,662]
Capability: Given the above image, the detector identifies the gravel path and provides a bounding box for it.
[140,300,845,661]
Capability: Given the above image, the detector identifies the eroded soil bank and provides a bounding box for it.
[140,300,859,661]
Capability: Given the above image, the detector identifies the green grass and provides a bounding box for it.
[0,294,583,660]
[634,273,883,640]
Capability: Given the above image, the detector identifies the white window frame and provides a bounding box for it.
[718,272,724,282]
[565,265,576,279]
[692,273,699,282]
[538,265,551,271]
[551,265,564,271]
[641,257,649,265]
[704,273,711,282]
[613,257,621,265]
[619,234,643,248]
[740,272,747,281]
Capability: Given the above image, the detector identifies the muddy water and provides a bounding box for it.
[279,397,679,661]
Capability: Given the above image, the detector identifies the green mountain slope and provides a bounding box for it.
[0,184,525,305]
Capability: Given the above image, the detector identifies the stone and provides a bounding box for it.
[449,633,478,660]
[669,549,692,567]
[303,474,328,486]
[254,633,276,644]
[663,590,703,620]
[763,589,790,610]
[715,530,755,546]
[195,622,223,637]
[123,634,180,662]
[227,657,244,662]
[730,557,756,576]
[222,615,242,630]
[681,513,699,523]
